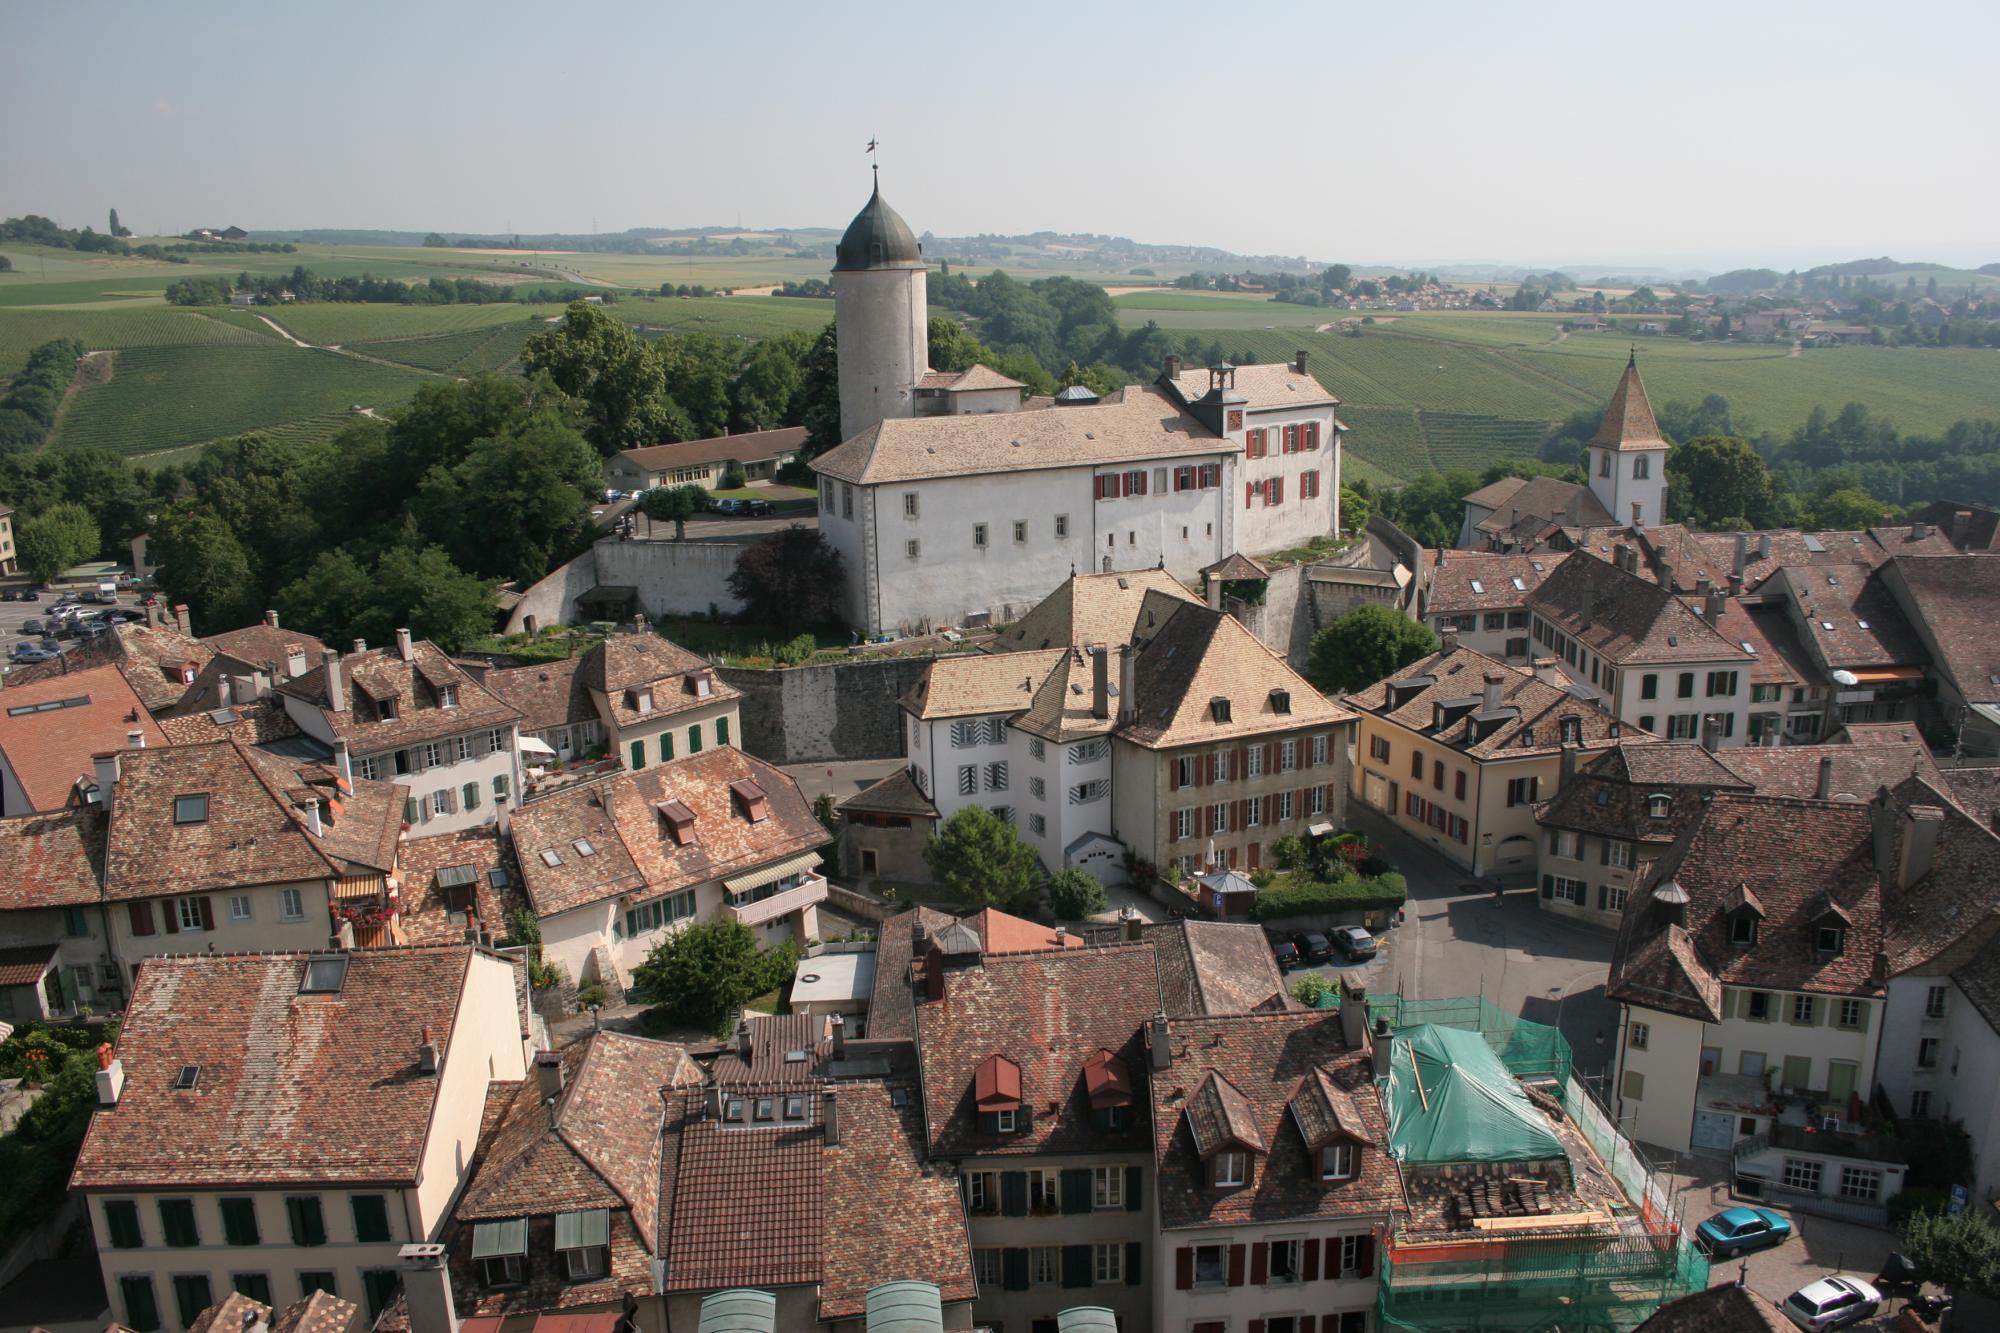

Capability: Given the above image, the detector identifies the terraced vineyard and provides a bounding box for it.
[259,302,552,346]
[350,320,542,374]
[50,344,430,456]
[0,306,274,373]
[1417,412,1553,471]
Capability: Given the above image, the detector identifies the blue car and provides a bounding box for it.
[1696,1206,1793,1257]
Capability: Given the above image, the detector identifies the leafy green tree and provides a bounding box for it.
[1046,867,1107,920]
[276,549,376,646]
[654,332,739,440]
[928,315,991,373]
[1812,486,1891,529]
[639,483,708,539]
[108,208,129,238]
[153,504,259,630]
[1290,973,1336,1007]
[15,502,100,582]
[731,328,811,431]
[1666,435,1776,528]
[924,807,1041,912]
[368,546,495,652]
[797,323,842,457]
[422,232,449,247]
[1338,485,1369,532]
[1901,1207,2000,1298]
[726,526,846,633]
[413,408,600,582]
[630,918,787,1035]
[0,255,13,273]
[1378,468,1481,548]
[522,302,685,455]
[1272,834,1309,872]
[1307,603,1438,694]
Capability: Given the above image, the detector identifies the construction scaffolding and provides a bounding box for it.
[1365,993,1575,1085]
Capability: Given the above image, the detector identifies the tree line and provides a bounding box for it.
[0,338,85,453]
[166,266,517,307]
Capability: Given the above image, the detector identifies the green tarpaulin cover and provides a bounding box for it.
[1384,1023,1565,1165]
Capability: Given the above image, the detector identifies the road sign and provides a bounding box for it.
[1950,1184,1969,1217]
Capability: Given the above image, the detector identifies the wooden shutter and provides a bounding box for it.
[163,899,179,934]
[1169,760,1180,791]
[1000,1171,1028,1217]
[1124,1240,1143,1284]
[197,896,214,931]
[1247,482,1256,509]
[1125,1165,1142,1211]
[1357,1235,1376,1277]
[1301,1236,1320,1281]
[1175,1246,1193,1290]
[128,901,155,937]
[1003,1247,1030,1291]
[445,787,460,814]
[1267,741,1279,770]
[1248,1322,1265,1333]
[1228,1242,1246,1286]
[1061,1244,1091,1288]
[1299,1320,1315,1333]
[1060,1168,1091,1214]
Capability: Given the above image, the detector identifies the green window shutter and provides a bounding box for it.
[1060,1167,1092,1214]
[173,1274,213,1329]
[630,740,645,770]
[1125,1240,1143,1285]
[121,1276,160,1333]
[234,1273,271,1306]
[104,1200,142,1249]
[716,717,730,746]
[362,1269,402,1321]
[1061,1244,1092,1288]
[221,1197,260,1246]
[1002,1247,1029,1291]
[1858,1001,1872,1032]
[288,1195,326,1247]
[688,724,702,754]
[1722,989,1737,1020]
[661,730,673,760]
[1124,1165,1142,1211]
[159,1199,198,1247]
[1000,1171,1028,1217]
[351,1194,391,1243]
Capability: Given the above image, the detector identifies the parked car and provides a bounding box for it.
[112,608,146,623]
[740,498,773,516]
[18,589,38,602]
[1290,930,1333,964]
[0,590,17,602]
[10,642,56,663]
[711,498,746,515]
[602,489,624,503]
[21,619,47,637]
[1268,933,1301,971]
[74,621,109,641]
[1330,926,1378,960]
[1695,1206,1792,1257]
[1781,1276,1880,1330]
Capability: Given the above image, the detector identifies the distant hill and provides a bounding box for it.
[1804,256,1960,278]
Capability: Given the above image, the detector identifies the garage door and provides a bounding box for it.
[1363,772,1388,812]
[1691,1111,1735,1150]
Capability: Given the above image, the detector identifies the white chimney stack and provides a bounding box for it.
[396,627,415,662]
[398,1243,460,1333]
[126,731,145,750]
[95,1044,124,1107]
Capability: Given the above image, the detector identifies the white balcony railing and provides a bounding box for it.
[724,874,828,928]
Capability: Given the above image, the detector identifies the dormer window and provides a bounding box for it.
[1210,697,1232,724]
[729,779,770,824]
[473,1219,527,1288]
[629,686,654,715]
[438,685,458,709]
[1730,915,1758,947]
[993,1108,1017,1133]
[974,1054,1023,1135]
[690,672,713,699]
[1213,1150,1249,1187]
[657,799,698,846]
[1321,1142,1356,1180]
[1647,794,1672,819]
[1817,926,1845,956]
[1269,688,1291,715]
[554,1209,609,1281]
[179,662,198,686]
[1083,1048,1134,1132]
[724,1098,747,1123]
[377,697,398,722]
[1559,716,1581,745]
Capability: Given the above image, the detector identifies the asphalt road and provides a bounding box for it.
[0,583,147,667]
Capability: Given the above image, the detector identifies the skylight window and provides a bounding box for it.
[1469,580,1485,594]
[174,794,209,825]
[300,956,348,994]
[1511,577,1527,591]
[174,1065,201,1090]
[1856,619,1870,630]
[1821,621,1835,631]
[1531,561,1545,572]
[573,839,596,858]
[1741,641,1755,653]
[489,867,511,889]
[540,849,564,867]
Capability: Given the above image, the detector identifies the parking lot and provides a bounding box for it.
[0,581,149,668]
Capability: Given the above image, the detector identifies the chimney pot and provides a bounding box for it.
[1816,755,1836,800]
[418,1027,439,1074]
[1371,1016,1393,1079]
[828,1012,846,1058]
[1705,590,1727,622]
[1339,983,1368,1047]
[1701,715,1722,752]
[352,639,367,655]
[127,730,145,750]
[398,1243,460,1333]
[1293,350,1308,375]
[323,648,347,714]
[1148,1014,1172,1072]
[1734,531,1749,579]
[173,603,191,637]
[1164,353,1182,382]
[1090,643,1110,720]
[95,1054,126,1107]
[736,1019,753,1059]
[1120,904,1142,943]
[1204,570,1222,611]
[1482,671,1505,712]
[1440,625,1459,654]
[264,609,279,628]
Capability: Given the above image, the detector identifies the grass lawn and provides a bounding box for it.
[746,986,790,1016]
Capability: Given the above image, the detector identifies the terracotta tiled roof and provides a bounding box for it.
[970,906,1087,953]
[1538,744,1747,846]
[71,946,481,1188]
[578,635,736,730]
[1886,553,2000,700]
[1606,924,1723,1023]
[442,1209,655,1321]
[0,942,58,986]
[1714,741,1940,802]
[1472,478,1613,536]
[1347,645,1645,760]
[709,1012,837,1084]
[1942,766,2000,829]
[660,1086,823,1290]
[1773,564,1926,670]
[818,1082,976,1319]
[917,363,1024,393]
[1527,551,1751,666]
[1587,356,1667,452]
[238,745,404,874]
[482,656,595,734]
[396,826,529,945]
[6,623,214,713]
[994,568,1200,654]
[1873,775,2000,977]
[838,767,937,820]
[201,621,329,672]
[1152,1011,1400,1231]
[1461,477,1530,510]
[0,806,104,909]
[509,748,827,918]
[1713,600,1820,688]
[914,943,1161,1156]
[1119,597,1351,748]
[0,665,166,812]
[1201,553,1271,582]
[457,1032,694,1254]
[188,1291,268,1333]
[1427,551,1564,614]
[613,426,806,473]
[155,696,302,747]
[1014,650,1117,743]
[1634,1281,1791,1333]
[1166,362,1336,412]
[1952,939,2000,1030]
[866,907,960,1042]
[277,641,521,755]
[1151,920,1291,1016]
[904,650,1064,720]
[811,386,1231,486]
[271,1290,363,1333]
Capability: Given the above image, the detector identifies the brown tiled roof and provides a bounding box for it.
[1714,741,1940,802]
[918,363,1024,393]
[1151,920,1291,1016]
[1635,1281,1791,1333]
[277,642,521,755]
[510,748,828,918]
[200,621,328,672]
[995,567,1200,654]
[613,426,806,473]
[188,1291,268,1333]
[482,656,595,733]
[1347,644,1644,760]
[866,907,960,1042]
[1908,501,2000,553]
[1713,600,1820,688]
[0,806,105,909]
[442,1210,655,1321]
[904,650,1063,720]
[1952,939,2000,1029]
[838,767,937,820]
[1201,553,1271,582]
[1119,597,1351,748]
[6,623,212,713]
[709,1012,835,1084]
[1472,478,1613,535]
[71,946,480,1188]
[1152,1011,1400,1230]
[456,1032,694,1253]
[155,696,302,747]
[660,1086,823,1290]
[1537,743,1749,846]
[102,741,345,898]
[818,1082,976,1319]
[271,1290,362,1333]
[0,665,166,812]
[0,942,58,986]
[812,386,1231,486]
[1527,550,1751,666]
[237,745,404,873]
[1166,361,1337,412]
[578,635,736,730]
[1943,766,2000,829]
[1587,356,1667,452]
[1886,553,2000,700]
[1873,775,2000,977]
[914,943,1161,1156]
[1014,650,1115,743]
[1461,477,1529,510]
[969,906,1087,953]
[396,826,530,945]
[1606,924,1723,1023]
[1774,564,1926,670]
[1427,551,1564,614]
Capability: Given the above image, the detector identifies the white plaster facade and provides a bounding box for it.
[1589,441,1668,531]
[1235,402,1343,558]
[1875,973,2000,1205]
[833,263,928,443]
[1155,1226,1381,1333]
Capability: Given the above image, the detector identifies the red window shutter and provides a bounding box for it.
[1267,741,1278,770]
[1175,1246,1193,1290]
[128,901,154,937]
[1236,799,1247,830]
[198,896,215,931]
[1246,482,1256,510]
[163,899,179,934]
[1298,786,1308,815]
[1250,1240,1269,1285]
[1273,477,1285,505]
[1308,421,1321,450]
[1248,1323,1264,1333]
[1169,761,1180,791]
[1358,1235,1376,1277]
[1228,1243,1246,1286]
[1299,1319,1316,1333]
[1247,840,1260,870]
[1302,1236,1321,1281]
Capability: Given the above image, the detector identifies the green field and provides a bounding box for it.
[0,306,276,372]
[50,343,431,455]
[258,300,550,345]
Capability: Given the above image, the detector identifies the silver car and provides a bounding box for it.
[1782,1275,1881,1330]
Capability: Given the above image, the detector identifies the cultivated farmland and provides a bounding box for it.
[0,306,274,373]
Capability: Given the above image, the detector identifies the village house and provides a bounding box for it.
[277,630,523,835]
[1151,993,1398,1333]
[71,945,532,1332]
[0,664,167,816]
[1761,562,1928,731]
[0,806,110,1021]
[1419,550,1562,661]
[1878,552,2000,757]
[508,747,830,994]
[1456,478,1611,552]
[182,1288,363,1333]
[602,425,807,492]
[1345,637,1646,877]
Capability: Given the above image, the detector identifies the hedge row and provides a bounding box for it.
[1253,872,1408,922]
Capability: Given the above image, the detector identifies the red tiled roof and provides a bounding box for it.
[0,806,105,910]
[1528,551,1751,666]
[974,1054,1023,1109]
[0,665,166,812]
[613,426,806,474]
[0,942,58,987]
[395,826,529,946]
[661,1087,822,1291]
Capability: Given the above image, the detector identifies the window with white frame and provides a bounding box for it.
[1070,739,1108,763]
[1338,1234,1365,1276]
[1193,1243,1226,1285]
[431,790,451,816]
[1309,785,1326,814]
[985,762,1008,791]
[1029,776,1045,800]
[1030,1246,1059,1285]
[1093,1241,1121,1283]
[1213,1150,1247,1186]
[487,728,507,754]
[1322,1142,1355,1179]
[1312,734,1329,766]
[1246,746,1265,777]
[1836,999,1864,1029]
[423,742,445,769]
[1925,985,1947,1019]
[1174,808,1193,839]
[965,1172,994,1213]
[984,718,1007,745]
[957,766,977,796]
[1092,1166,1122,1208]
[449,735,469,762]
[1549,829,1581,859]
[1839,1166,1881,1201]
[1210,801,1229,832]
[1269,1237,1303,1282]
[1027,1170,1060,1211]
[1245,797,1262,828]
[1069,779,1109,804]
[902,492,919,518]
[228,894,252,922]
[175,897,206,931]
[1629,1021,1650,1050]
[1176,755,1198,786]
[354,755,381,781]
[1547,876,1586,904]
[1605,840,1633,869]
[1280,739,1298,771]
[1781,1158,1822,1192]
[972,1249,1001,1287]
[280,888,305,921]
[1279,790,1295,821]
[990,805,1014,825]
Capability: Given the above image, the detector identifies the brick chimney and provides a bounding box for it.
[398,1244,460,1333]
[173,603,191,637]
[95,1042,125,1106]
[418,1026,439,1074]
[322,648,346,713]
[1119,904,1142,942]
[1482,671,1506,712]
[1091,644,1110,721]
[1339,983,1368,1048]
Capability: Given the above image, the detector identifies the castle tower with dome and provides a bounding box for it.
[832,179,931,442]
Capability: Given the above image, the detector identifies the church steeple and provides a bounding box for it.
[1588,350,1667,452]
[1586,353,1670,528]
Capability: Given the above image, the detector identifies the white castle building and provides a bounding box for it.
[810,184,1346,636]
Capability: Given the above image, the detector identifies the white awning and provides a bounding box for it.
[518,736,558,757]
[722,850,822,895]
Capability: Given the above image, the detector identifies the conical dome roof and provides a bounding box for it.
[834,184,924,272]
[1589,351,1667,452]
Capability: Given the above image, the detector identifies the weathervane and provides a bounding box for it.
[866,137,879,187]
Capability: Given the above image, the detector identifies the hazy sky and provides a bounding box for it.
[6,0,1996,271]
